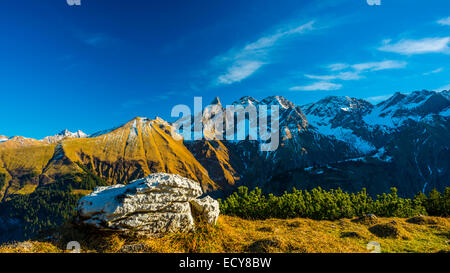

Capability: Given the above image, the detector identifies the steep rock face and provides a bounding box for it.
[185,95,360,191]
[77,173,219,234]
[302,96,376,153]
[185,140,242,191]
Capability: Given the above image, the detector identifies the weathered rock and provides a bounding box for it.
[190,196,220,226]
[77,173,218,235]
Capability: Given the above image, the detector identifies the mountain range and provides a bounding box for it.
[0,90,449,203]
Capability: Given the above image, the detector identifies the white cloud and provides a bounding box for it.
[217,61,265,84]
[352,60,407,71]
[423,67,444,75]
[305,71,362,81]
[243,21,314,52]
[365,94,393,103]
[437,17,450,26]
[378,37,450,55]
[214,21,315,85]
[299,60,406,90]
[327,63,349,71]
[290,81,342,91]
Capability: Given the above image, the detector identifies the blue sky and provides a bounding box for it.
[1,0,450,139]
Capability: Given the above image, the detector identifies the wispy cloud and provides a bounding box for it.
[351,60,407,71]
[365,94,393,103]
[213,21,315,85]
[327,63,349,71]
[298,60,406,91]
[290,81,342,91]
[423,67,444,76]
[437,17,450,26]
[305,71,362,81]
[378,37,450,55]
[217,61,265,84]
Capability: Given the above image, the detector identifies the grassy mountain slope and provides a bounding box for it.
[0,139,55,199]
[0,117,219,201]
[0,215,448,253]
[60,117,217,192]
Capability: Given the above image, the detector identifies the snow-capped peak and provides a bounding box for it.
[58,129,88,138]
[0,135,9,143]
[261,96,294,109]
[42,129,88,144]
[233,96,260,107]
[302,96,372,124]
[364,90,450,129]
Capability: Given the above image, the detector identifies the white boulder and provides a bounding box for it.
[77,173,219,235]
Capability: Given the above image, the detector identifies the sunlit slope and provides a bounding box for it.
[60,117,217,191]
[186,140,241,190]
[0,138,55,198]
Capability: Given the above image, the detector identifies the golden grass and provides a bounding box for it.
[1,215,448,253]
[71,189,93,196]
[61,117,218,190]
[0,241,61,253]
[11,184,38,195]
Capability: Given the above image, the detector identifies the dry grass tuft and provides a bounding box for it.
[368,222,407,239]
[406,216,438,225]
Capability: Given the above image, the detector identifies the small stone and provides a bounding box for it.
[190,196,220,226]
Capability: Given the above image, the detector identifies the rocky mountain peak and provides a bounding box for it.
[42,129,88,144]
[233,96,259,107]
[210,96,222,106]
[302,95,372,119]
[261,96,295,109]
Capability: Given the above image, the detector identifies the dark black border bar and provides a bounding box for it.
[0,253,447,272]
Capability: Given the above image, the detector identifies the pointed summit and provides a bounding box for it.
[210,96,222,106]
[233,96,259,107]
[59,129,72,136]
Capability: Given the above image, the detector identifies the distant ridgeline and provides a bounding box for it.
[0,90,449,242]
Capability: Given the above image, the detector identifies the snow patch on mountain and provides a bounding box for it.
[364,91,450,130]
[307,115,375,153]
[42,129,88,144]
[0,136,9,143]
[440,107,450,117]
[302,96,375,153]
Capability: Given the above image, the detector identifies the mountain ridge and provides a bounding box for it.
[0,89,448,200]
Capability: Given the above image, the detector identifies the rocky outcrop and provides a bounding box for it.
[77,173,220,235]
